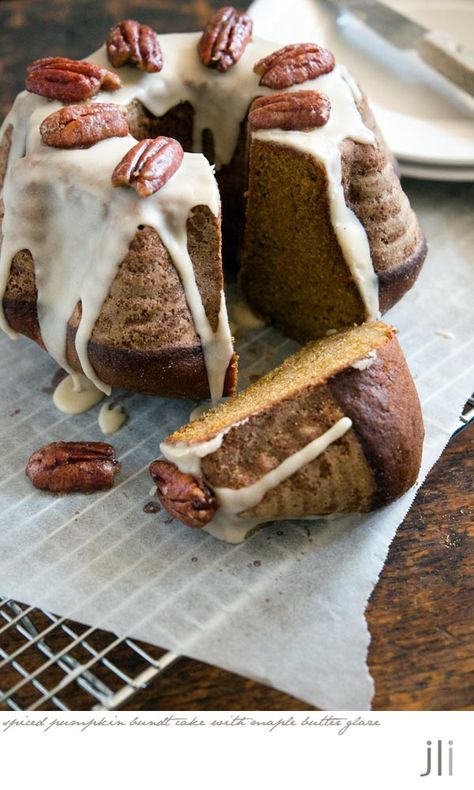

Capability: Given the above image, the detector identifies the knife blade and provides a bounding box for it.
[327,0,474,97]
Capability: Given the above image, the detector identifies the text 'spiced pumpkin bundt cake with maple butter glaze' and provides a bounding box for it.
[150,322,424,543]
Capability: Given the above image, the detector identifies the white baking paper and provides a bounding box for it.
[1,175,472,709]
[1,1,473,710]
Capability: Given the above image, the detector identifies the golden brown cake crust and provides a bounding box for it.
[328,334,424,506]
[2,218,237,399]
[343,94,427,312]
[169,320,394,443]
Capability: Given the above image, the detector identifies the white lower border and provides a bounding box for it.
[0,710,471,788]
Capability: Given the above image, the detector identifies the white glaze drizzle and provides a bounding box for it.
[253,65,379,320]
[0,32,378,400]
[351,349,377,370]
[160,417,249,477]
[98,401,127,434]
[0,104,231,400]
[161,416,352,543]
[53,373,105,415]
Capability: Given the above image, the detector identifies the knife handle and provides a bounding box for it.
[418,30,474,98]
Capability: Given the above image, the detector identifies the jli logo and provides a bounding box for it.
[420,740,454,777]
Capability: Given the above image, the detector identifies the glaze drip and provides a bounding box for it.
[98,401,128,434]
[53,373,105,414]
[161,416,352,543]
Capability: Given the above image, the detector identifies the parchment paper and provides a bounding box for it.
[1,2,473,710]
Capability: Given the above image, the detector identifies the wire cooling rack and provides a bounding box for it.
[0,596,179,711]
[1,398,473,712]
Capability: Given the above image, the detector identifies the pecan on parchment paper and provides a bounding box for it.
[149,460,218,528]
[40,103,129,149]
[107,19,163,73]
[111,136,183,196]
[26,57,122,103]
[253,43,335,89]
[249,90,331,131]
[26,441,121,494]
[198,5,253,72]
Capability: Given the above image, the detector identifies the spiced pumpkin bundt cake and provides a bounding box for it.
[0,7,426,401]
[150,321,424,543]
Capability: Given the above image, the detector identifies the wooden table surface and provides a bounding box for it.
[0,0,473,712]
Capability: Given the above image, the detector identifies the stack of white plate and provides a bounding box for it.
[249,0,474,181]
[368,0,474,181]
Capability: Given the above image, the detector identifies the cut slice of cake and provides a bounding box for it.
[150,321,424,543]
[240,85,427,341]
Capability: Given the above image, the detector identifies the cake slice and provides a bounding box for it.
[240,85,427,341]
[150,321,424,542]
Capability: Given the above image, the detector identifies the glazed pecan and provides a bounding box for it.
[111,136,183,197]
[107,19,163,73]
[26,441,121,494]
[149,460,217,528]
[40,103,129,149]
[249,90,331,131]
[26,57,122,103]
[253,43,335,89]
[198,6,253,72]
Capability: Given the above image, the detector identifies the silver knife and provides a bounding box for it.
[327,0,474,97]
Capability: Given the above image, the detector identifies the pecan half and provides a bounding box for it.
[40,103,129,149]
[149,460,217,528]
[111,136,183,196]
[253,43,335,89]
[198,6,253,72]
[26,57,122,102]
[249,90,331,131]
[107,19,163,73]
[26,441,121,494]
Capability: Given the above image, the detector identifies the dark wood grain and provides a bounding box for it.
[0,0,218,118]
[0,0,473,712]
[368,423,474,711]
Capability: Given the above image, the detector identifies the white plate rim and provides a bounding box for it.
[399,160,474,181]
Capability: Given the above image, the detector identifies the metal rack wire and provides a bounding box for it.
[1,400,473,712]
[458,396,474,430]
[0,597,179,711]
